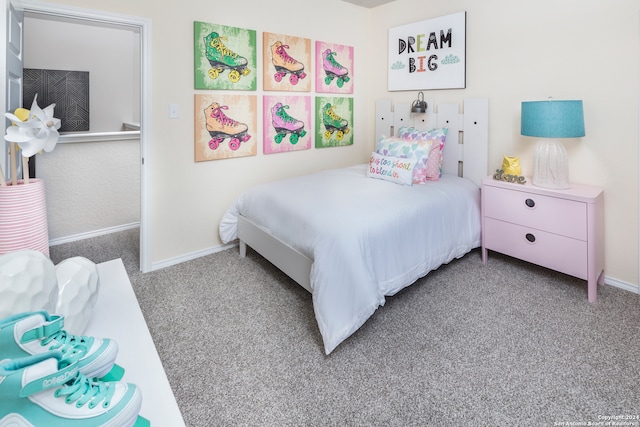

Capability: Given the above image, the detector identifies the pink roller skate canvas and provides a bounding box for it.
[194,94,257,161]
[263,96,311,154]
[263,32,311,92]
[194,21,257,91]
[315,41,353,94]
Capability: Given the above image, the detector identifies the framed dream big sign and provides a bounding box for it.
[388,11,466,91]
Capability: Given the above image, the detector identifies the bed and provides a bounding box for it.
[219,98,489,354]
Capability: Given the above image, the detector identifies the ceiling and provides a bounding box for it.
[341,0,396,8]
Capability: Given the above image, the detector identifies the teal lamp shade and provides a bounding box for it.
[521,100,585,138]
[521,100,585,189]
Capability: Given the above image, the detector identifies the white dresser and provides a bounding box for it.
[86,259,185,426]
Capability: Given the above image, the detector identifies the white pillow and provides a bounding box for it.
[367,151,414,186]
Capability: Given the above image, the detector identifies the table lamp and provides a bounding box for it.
[521,99,585,189]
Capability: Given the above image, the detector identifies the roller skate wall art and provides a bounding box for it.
[194,21,257,91]
[314,96,353,148]
[315,41,353,94]
[263,32,311,92]
[263,96,311,154]
[194,94,257,162]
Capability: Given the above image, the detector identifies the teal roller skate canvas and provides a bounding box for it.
[263,32,311,93]
[263,96,311,154]
[314,96,353,148]
[315,41,353,94]
[194,21,257,91]
[194,94,257,161]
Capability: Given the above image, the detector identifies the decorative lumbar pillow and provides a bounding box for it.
[376,136,432,184]
[397,127,448,180]
[367,151,415,185]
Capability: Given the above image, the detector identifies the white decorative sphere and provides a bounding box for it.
[0,250,57,318]
[55,257,100,335]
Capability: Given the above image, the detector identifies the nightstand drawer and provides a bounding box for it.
[484,218,588,280]
[483,185,587,240]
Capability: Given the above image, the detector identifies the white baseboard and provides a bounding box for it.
[150,242,238,271]
[604,275,639,295]
[49,222,141,247]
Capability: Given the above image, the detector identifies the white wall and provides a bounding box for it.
[23,15,140,131]
[33,0,639,288]
[37,139,140,240]
[30,0,372,264]
[23,14,141,239]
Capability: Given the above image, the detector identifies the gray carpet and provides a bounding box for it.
[50,229,640,427]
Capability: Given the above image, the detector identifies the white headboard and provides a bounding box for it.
[375,98,489,187]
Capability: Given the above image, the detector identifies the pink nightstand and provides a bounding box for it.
[481,176,604,302]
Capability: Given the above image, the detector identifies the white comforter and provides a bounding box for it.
[219,165,481,354]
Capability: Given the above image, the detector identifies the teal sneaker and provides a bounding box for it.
[0,351,141,427]
[0,311,118,379]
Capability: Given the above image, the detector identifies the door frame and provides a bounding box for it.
[20,0,152,272]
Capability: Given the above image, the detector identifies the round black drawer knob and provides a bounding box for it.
[525,233,536,243]
[525,198,535,208]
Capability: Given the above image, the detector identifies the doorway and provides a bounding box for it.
[19,0,152,272]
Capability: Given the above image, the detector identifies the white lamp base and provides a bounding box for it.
[533,140,570,189]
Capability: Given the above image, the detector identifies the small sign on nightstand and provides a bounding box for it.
[493,169,526,184]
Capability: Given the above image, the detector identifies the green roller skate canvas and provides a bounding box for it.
[194,21,257,91]
[314,96,353,148]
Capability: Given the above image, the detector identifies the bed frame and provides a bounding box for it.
[238,98,489,292]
